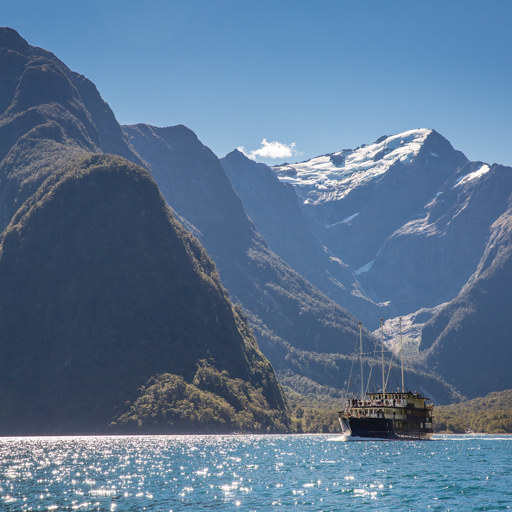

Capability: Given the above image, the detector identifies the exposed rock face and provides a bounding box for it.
[364,162,512,316]
[419,205,512,398]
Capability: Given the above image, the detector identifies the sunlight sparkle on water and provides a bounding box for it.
[0,434,511,511]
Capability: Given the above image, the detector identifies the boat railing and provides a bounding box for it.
[350,399,410,409]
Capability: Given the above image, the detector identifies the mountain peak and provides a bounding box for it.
[224,148,254,164]
[367,128,433,151]
[222,149,279,180]
[0,27,30,54]
[226,148,246,158]
[273,128,436,203]
[124,123,200,147]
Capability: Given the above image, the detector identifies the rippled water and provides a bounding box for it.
[0,434,511,511]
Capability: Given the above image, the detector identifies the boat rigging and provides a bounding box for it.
[338,318,434,440]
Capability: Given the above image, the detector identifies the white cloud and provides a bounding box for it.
[239,139,299,161]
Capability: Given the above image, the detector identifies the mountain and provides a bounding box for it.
[273,129,469,322]
[434,389,512,433]
[122,123,457,404]
[0,27,145,231]
[122,126,360,363]
[0,27,288,434]
[419,201,512,398]
[362,159,512,319]
[272,130,512,399]
[220,149,376,320]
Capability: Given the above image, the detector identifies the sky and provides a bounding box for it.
[2,0,512,166]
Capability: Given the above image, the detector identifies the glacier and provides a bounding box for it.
[273,129,432,204]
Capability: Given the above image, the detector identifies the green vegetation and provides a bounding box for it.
[284,388,340,434]
[278,372,347,408]
[277,375,341,433]
[284,387,512,435]
[289,404,340,434]
[0,30,290,435]
[113,360,289,433]
[434,389,512,433]
[0,152,289,434]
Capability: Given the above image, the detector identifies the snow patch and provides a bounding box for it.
[377,303,448,360]
[326,212,360,228]
[454,164,490,188]
[273,129,432,204]
[354,260,375,275]
[425,191,443,209]
[397,217,439,236]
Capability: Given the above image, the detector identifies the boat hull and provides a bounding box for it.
[346,417,433,440]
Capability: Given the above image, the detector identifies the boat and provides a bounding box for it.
[338,319,434,440]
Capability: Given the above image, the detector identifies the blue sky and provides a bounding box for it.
[2,0,512,165]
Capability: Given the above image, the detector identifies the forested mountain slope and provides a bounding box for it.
[123,123,456,404]
[0,27,288,434]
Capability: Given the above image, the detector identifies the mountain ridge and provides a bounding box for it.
[124,122,458,404]
[0,27,289,434]
[220,148,378,321]
[262,129,512,399]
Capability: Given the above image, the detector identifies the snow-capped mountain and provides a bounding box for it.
[268,129,512,398]
[272,129,470,320]
[275,129,434,204]
[274,129,467,275]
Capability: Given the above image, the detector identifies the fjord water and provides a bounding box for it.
[1,435,510,511]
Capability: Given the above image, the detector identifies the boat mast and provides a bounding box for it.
[399,316,405,393]
[359,321,364,401]
[380,318,385,395]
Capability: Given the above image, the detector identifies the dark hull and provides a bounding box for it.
[347,417,432,440]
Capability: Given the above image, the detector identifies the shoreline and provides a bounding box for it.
[1,432,512,440]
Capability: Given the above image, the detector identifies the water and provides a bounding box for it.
[0,434,511,511]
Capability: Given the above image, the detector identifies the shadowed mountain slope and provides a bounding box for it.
[123,124,362,352]
[123,123,457,404]
[0,28,288,434]
[220,149,376,320]
[361,160,512,319]
[419,200,512,398]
